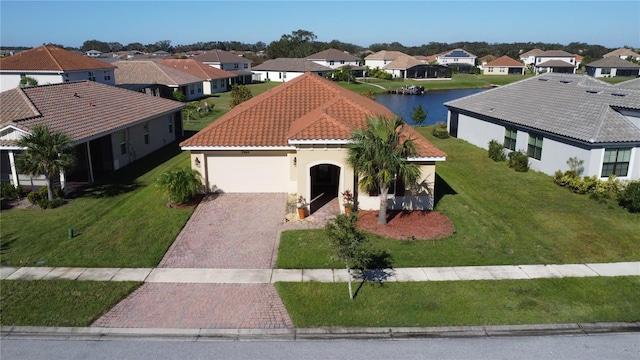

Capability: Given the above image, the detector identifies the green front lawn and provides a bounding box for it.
[277,277,640,327]
[277,127,640,269]
[0,280,141,327]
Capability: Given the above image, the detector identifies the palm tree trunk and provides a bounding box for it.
[378,187,388,225]
[347,265,353,300]
[45,177,54,201]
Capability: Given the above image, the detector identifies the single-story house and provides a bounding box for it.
[603,48,640,62]
[252,58,332,82]
[483,55,525,75]
[445,73,640,181]
[0,45,116,92]
[180,72,446,213]
[113,60,205,101]
[383,55,451,79]
[586,57,640,78]
[0,81,185,190]
[159,58,237,95]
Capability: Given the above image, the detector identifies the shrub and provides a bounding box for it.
[432,122,450,139]
[488,140,507,162]
[27,186,64,207]
[1,183,23,199]
[156,167,203,205]
[618,181,640,213]
[507,150,529,172]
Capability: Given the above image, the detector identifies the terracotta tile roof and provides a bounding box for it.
[253,58,332,72]
[0,45,116,71]
[192,49,252,64]
[113,61,203,86]
[486,55,524,67]
[305,48,359,61]
[0,81,184,144]
[181,72,445,158]
[159,59,236,80]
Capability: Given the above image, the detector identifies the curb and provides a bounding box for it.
[2,322,639,341]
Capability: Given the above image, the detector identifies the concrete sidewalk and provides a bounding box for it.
[2,262,639,283]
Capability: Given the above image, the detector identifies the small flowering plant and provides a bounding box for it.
[296,196,307,209]
[341,190,354,209]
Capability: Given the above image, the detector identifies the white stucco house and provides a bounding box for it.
[519,48,543,66]
[181,73,446,214]
[0,45,116,92]
[252,58,331,82]
[304,48,360,69]
[533,50,577,74]
[0,81,185,190]
[445,73,640,181]
[364,50,410,71]
[434,49,477,73]
[603,48,640,62]
[586,57,640,78]
[192,49,253,84]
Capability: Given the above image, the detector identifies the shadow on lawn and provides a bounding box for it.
[75,142,183,199]
[434,172,457,206]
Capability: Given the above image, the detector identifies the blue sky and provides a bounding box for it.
[1,1,638,49]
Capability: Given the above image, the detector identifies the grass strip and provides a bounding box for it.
[0,280,141,327]
[276,276,640,328]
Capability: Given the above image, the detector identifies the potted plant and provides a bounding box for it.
[297,196,307,220]
[342,190,354,214]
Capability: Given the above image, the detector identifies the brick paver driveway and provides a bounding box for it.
[159,193,287,269]
[93,193,293,329]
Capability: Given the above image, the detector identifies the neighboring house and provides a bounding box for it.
[304,48,360,69]
[0,45,116,92]
[519,48,543,66]
[383,55,451,79]
[159,58,237,95]
[0,81,184,189]
[180,72,446,212]
[603,48,640,61]
[113,60,205,101]
[364,50,410,70]
[586,57,640,78]
[152,50,170,57]
[252,58,331,82]
[445,73,640,181]
[478,55,496,70]
[192,49,253,84]
[534,50,577,73]
[85,50,102,58]
[483,55,525,75]
[434,49,477,73]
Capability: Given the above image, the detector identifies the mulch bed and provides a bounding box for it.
[356,210,455,241]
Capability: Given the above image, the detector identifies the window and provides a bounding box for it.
[527,134,543,160]
[499,67,506,73]
[234,63,239,69]
[488,67,494,73]
[340,60,345,64]
[504,128,517,150]
[143,123,149,144]
[329,60,335,65]
[88,71,95,81]
[197,84,202,93]
[212,80,217,89]
[63,73,70,82]
[168,115,173,133]
[189,84,195,95]
[243,63,248,69]
[602,68,611,75]
[601,148,631,177]
[103,70,111,81]
[119,131,126,155]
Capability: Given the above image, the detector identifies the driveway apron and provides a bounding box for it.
[93,193,293,329]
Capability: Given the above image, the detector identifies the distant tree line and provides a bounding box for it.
[1,30,630,63]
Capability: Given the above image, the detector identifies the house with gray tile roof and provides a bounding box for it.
[444,73,640,180]
[113,60,205,101]
[603,48,640,61]
[304,48,359,69]
[586,57,640,78]
[252,58,332,82]
[534,50,577,74]
[0,81,185,190]
[192,49,253,85]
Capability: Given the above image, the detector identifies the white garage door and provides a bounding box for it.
[207,154,289,193]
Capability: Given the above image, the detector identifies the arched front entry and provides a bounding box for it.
[309,163,340,214]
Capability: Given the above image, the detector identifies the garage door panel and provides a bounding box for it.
[208,156,288,193]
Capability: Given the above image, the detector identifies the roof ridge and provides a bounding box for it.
[43,46,64,71]
[14,87,42,121]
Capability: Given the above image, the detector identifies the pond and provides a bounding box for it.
[375,88,485,126]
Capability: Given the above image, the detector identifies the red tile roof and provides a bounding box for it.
[159,59,236,80]
[181,72,445,158]
[1,81,184,144]
[0,45,116,71]
[486,55,524,67]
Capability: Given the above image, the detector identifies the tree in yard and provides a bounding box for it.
[325,213,370,300]
[347,116,421,225]
[410,104,427,126]
[156,167,203,205]
[230,84,253,108]
[16,125,76,201]
[19,76,38,87]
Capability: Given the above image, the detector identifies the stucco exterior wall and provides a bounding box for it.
[453,113,504,149]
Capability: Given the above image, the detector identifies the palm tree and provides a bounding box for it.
[156,167,203,205]
[16,125,76,201]
[347,116,421,225]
